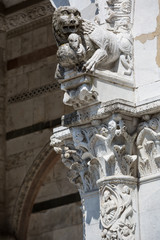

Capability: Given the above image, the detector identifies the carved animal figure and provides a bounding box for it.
[52,6,132,78]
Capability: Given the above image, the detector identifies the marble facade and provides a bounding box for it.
[50,0,160,240]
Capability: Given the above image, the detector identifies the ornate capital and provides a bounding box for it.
[51,114,138,193]
[136,114,160,178]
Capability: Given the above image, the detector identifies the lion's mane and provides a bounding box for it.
[52,6,96,46]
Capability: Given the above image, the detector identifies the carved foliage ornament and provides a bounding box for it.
[51,114,137,193]
[100,183,135,240]
[136,114,160,177]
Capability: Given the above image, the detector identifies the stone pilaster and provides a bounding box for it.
[0,3,7,233]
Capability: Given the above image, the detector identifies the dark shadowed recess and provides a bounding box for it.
[32,192,81,213]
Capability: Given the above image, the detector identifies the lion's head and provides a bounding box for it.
[52,6,82,45]
[52,6,96,46]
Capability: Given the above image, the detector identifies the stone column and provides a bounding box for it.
[136,115,160,240]
[50,0,160,239]
[0,2,6,233]
[51,112,139,240]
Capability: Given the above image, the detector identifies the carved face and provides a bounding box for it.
[53,6,82,35]
[68,33,80,50]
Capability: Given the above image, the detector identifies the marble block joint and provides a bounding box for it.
[50,1,160,240]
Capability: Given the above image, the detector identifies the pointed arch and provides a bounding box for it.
[12,141,60,240]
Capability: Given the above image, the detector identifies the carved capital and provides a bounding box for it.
[136,114,160,177]
[51,114,138,193]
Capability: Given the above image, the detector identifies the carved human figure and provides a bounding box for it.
[95,123,115,164]
[68,33,86,63]
[101,190,117,225]
[115,19,133,76]
[137,116,160,176]
[56,33,86,79]
[120,186,133,224]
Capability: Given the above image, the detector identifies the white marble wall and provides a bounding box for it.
[82,191,101,240]
[139,178,160,240]
[133,0,160,104]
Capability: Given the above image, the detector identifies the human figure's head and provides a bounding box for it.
[68,33,81,51]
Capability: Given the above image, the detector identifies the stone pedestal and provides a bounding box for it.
[50,0,160,239]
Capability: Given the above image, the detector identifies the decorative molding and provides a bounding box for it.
[139,172,160,184]
[4,0,54,36]
[7,15,52,38]
[8,82,60,104]
[62,99,160,127]
[6,1,54,30]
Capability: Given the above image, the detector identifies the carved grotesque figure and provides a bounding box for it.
[56,33,86,75]
[52,6,133,79]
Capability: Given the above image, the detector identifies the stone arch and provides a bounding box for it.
[12,141,60,240]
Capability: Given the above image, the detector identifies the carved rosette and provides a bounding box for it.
[98,177,137,240]
[136,114,160,177]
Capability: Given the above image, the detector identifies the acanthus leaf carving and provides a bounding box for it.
[136,115,160,177]
[51,114,138,193]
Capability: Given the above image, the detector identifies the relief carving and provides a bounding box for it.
[61,75,98,109]
[71,114,137,178]
[52,138,101,193]
[6,1,54,32]
[100,184,135,240]
[51,114,137,192]
[136,115,160,177]
[52,5,133,79]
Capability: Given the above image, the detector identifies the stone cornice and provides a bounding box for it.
[4,0,54,36]
[62,99,160,127]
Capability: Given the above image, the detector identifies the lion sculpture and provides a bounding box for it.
[52,6,132,79]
